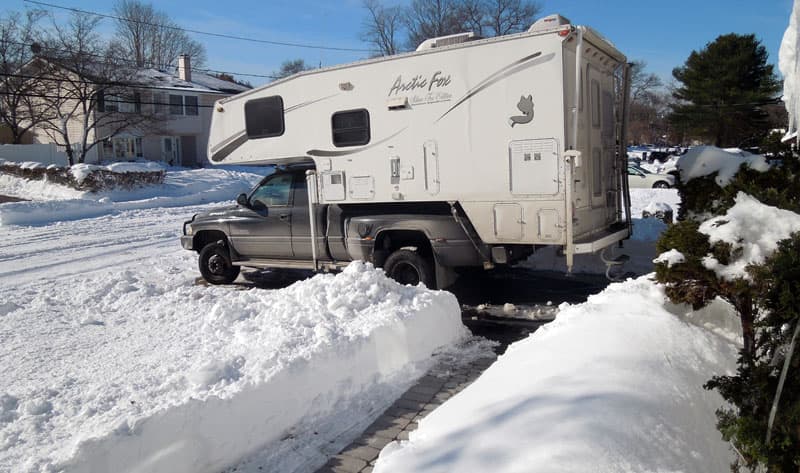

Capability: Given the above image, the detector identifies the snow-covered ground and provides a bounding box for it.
[0,167,739,472]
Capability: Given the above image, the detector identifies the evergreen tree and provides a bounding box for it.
[670,34,779,147]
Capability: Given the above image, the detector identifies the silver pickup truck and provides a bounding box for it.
[181,164,533,288]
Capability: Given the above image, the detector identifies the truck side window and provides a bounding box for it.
[250,174,293,207]
[245,96,285,139]
[331,109,370,147]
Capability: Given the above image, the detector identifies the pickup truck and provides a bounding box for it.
[181,164,533,288]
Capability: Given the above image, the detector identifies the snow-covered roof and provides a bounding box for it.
[132,68,250,94]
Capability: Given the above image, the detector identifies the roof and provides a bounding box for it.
[132,68,251,95]
[25,57,250,95]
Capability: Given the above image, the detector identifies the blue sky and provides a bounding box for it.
[2,0,795,87]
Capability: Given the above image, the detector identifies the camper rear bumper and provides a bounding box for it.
[572,226,631,254]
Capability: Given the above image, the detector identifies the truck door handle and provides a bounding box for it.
[279,214,290,221]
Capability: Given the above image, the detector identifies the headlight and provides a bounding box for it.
[184,223,193,235]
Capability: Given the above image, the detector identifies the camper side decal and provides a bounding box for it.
[389,71,453,106]
[435,51,553,123]
[509,95,534,127]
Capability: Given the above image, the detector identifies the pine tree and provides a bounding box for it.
[670,34,779,147]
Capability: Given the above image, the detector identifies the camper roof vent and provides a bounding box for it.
[416,31,478,51]
[528,14,571,33]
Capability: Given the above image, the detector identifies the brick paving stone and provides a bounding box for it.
[401,390,434,403]
[369,415,411,431]
[358,434,393,450]
[342,445,381,463]
[384,407,418,420]
[397,430,410,441]
[409,384,440,395]
[362,467,373,473]
[393,398,426,411]
[368,425,403,440]
[325,455,367,473]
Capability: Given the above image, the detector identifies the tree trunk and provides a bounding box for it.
[738,293,755,359]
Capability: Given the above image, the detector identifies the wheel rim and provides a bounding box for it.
[208,252,229,275]
[391,262,421,286]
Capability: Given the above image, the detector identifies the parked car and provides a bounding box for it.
[627,165,675,189]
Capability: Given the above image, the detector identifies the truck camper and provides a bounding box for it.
[182,14,634,288]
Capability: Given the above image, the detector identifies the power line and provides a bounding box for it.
[0,38,281,80]
[24,0,372,53]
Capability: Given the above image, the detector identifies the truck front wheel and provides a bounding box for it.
[199,241,240,284]
[383,249,434,288]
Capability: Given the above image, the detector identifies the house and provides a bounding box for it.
[23,55,250,166]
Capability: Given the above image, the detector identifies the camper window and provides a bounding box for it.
[245,96,285,139]
[332,109,370,147]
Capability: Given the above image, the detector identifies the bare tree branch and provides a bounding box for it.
[361,0,404,56]
[111,0,206,70]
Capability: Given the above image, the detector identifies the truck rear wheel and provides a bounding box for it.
[199,241,240,285]
[383,249,434,288]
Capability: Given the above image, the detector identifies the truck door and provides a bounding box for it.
[290,174,326,259]
[227,172,294,258]
[587,66,615,209]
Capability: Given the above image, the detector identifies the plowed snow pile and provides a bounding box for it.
[375,277,739,473]
[0,262,466,473]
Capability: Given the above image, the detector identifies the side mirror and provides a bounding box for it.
[236,193,248,207]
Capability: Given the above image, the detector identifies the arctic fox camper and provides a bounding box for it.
[182,14,633,288]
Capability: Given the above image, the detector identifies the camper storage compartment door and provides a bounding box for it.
[509,139,559,196]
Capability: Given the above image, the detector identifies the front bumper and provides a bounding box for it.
[180,235,194,250]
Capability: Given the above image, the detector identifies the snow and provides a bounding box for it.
[677,146,770,186]
[699,192,800,280]
[1,250,467,471]
[0,166,748,473]
[654,248,686,268]
[68,161,168,184]
[374,276,739,473]
[780,0,800,142]
[0,167,264,226]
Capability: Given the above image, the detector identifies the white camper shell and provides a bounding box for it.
[207,15,633,272]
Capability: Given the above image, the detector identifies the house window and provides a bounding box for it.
[103,136,143,160]
[169,95,184,115]
[169,94,200,116]
[185,96,198,116]
[103,93,140,113]
[245,96,285,139]
[331,109,370,147]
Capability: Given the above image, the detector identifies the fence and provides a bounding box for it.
[0,143,69,167]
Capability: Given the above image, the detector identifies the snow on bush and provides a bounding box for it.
[374,276,738,473]
[0,262,467,473]
[677,146,770,186]
[654,248,686,268]
[699,192,800,280]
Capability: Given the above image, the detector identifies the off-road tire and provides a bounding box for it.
[383,249,435,288]
[198,241,240,285]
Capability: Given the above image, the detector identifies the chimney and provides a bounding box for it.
[178,54,191,82]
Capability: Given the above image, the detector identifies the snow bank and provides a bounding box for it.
[780,0,800,142]
[374,276,738,473]
[69,161,167,183]
[0,262,467,472]
[0,167,263,226]
[699,192,800,280]
[677,146,769,186]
